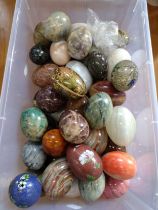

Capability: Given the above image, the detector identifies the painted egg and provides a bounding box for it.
[34,86,66,113]
[84,50,108,81]
[107,48,131,81]
[51,66,86,99]
[42,11,71,42]
[111,60,139,92]
[102,177,129,199]
[32,64,58,88]
[42,129,67,157]
[102,151,137,180]
[9,173,42,208]
[89,81,126,106]
[105,139,126,153]
[65,179,80,198]
[33,22,50,45]
[106,106,136,146]
[29,43,51,65]
[66,144,103,181]
[79,173,105,202]
[42,158,74,200]
[66,60,93,91]
[50,41,70,66]
[22,141,47,170]
[59,110,89,144]
[84,128,108,155]
[84,93,113,129]
[20,107,48,141]
[68,26,92,60]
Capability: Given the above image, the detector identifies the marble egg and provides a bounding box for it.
[20,107,48,141]
[34,86,66,113]
[102,177,129,199]
[89,81,126,106]
[32,64,58,88]
[42,11,71,42]
[111,60,139,92]
[102,151,137,180]
[65,179,80,198]
[106,106,136,146]
[9,173,42,208]
[33,22,50,45]
[42,158,74,200]
[105,139,126,153]
[22,141,47,170]
[66,60,93,91]
[51,66,86,99]
[84,50,108,81]
[66,144,103,181]
[42,129,67,157]
[68,26,92,60]
[50,41,70,66]
[84,93,113,129]
[107,48,131,81]
[29,43,51,65]
[79,173,105,202]
[84,128,108,155]
[59,110,89,144]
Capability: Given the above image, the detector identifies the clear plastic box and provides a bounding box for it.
[0,0,158,209]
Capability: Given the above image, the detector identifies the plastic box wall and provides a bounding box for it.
[0,0,158,210]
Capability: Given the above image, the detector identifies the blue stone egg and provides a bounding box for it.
[9,173,42,208]
[22,141,47,170]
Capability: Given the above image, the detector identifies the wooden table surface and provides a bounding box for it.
[0,1,158,93]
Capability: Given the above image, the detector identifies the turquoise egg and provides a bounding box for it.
[84,93,113,129]
[79,173,105,202]
[20,107,48,141]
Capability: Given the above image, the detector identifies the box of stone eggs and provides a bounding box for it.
[0,0,158,210]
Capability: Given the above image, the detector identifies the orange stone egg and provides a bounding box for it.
[42,129,67,157]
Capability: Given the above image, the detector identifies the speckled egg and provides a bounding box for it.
[84,93,113,129]
[9,173,42,208]
[22,141,47,170]
[84,128,108,155]
[33,22,50,45]
[34,86,66,113]
[89,81,126,106]
[50,41,70,66]
[29,43,51,65]
[32,64,58,88]
[51,66,86,99]
[106,106,136,146]
[42,158,74,200]
[102,151,137,180]
[66,144,103,181]
[59,110,89,144]
[79,173,105,202]
[42,129,67,157]
[111,60,139,91]
[84,50,108,81]
[105,139,126,153]
[42,11,71,42]
[68,26,92,60]
[20,107,48,141]
[102,177,129,199]
[66,60,93,91]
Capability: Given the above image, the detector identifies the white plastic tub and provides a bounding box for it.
[0,0,158,209]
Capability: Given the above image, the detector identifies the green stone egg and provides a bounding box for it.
[51,67,87,99]
[33,22,50,45]
[79,173,105,202]
[20,107,48,141]
[84,93,113,129]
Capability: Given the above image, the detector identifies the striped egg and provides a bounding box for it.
[42,158,74,200]
[22,141,47,170]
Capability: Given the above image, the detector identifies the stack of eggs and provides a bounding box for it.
[9,11,138,208]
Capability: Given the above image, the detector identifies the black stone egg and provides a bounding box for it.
[84,50,108,81]
[29,43,51,65]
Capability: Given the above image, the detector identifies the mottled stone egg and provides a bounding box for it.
[84,93,113,129]
[33,22,50,45]
[68,26,92,60]
[66,144,103,181]
[59,110,89,144]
